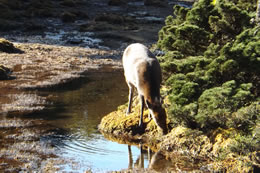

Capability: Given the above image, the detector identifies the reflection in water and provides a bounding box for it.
[128,144,173,172]
[40,72,160,171]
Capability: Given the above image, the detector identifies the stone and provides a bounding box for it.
[108,0,127,6]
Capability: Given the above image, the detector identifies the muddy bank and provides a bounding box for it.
[0,117,70,172]
[0,41,122,113]
[0,41,123,171]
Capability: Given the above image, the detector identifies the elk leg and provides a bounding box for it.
[148,111,152,120]
[139,95,144,127]
[128,145,133,169]
[126,83,134,115]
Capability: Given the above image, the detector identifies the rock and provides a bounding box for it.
[108,0,127,6]
[61,12,77,23]
[160,126,212,159]
[99,97,170,143]
[0,65,12,80]
[60,0,76,7]
[94,13,125,24]
[144,0,167,7]
[0,38,21,53]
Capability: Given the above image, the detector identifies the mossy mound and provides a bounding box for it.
[0,38,20,53]
[100,104,259,171]
[0,64,12,80]
[161,126,212,158]
[99,98,167,141]
[162,127,258,172]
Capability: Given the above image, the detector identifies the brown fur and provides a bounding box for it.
[122,43,168,135]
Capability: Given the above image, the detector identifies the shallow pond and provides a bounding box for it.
[38,71,161,172]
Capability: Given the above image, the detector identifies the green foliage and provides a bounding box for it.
[157,0,259,132]
[196,80,253,129]
[230,133,259,155]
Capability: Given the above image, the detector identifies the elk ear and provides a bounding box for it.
[160,97,164,104]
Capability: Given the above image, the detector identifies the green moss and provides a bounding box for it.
[99,98,169,137]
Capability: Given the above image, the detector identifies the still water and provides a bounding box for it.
[40,71,152,172]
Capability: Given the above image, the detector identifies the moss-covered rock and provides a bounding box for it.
[209,128,259,172]
[100,105,259,171]
[99,98,169,140]
[0,38,20,53]
[160,126,212,158]
[61,11,77,23]
[0,64,12,80]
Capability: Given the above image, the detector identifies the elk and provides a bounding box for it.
[122,43,168,135]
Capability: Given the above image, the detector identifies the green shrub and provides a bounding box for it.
[157,0,259,132]
[196,80,253,129]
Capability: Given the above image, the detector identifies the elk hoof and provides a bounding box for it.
[139,121,144,129]
[126,110,131,116]
[162,128,168,135]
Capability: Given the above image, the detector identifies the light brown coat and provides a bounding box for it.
[122,43,168,134]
